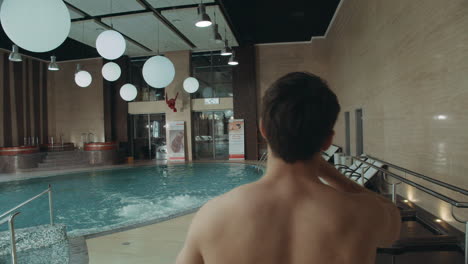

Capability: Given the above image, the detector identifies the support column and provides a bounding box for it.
[233,45,258,160]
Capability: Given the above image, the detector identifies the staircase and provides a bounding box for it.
[36,150,89,171]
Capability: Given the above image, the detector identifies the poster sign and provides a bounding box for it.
[167,121,185,162]
[228,119,245,160]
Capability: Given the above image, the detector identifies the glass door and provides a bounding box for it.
[149,114,166,160]
[193,112,214,159]
[131,114,166,160]
[213,111,229,159]
[193,111,232,160]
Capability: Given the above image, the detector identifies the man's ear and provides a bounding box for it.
[321,130,335,151]
[259,119,267,140]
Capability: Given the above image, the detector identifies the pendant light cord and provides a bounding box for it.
[82,22,85,59]
[110,0,114,27]
[157,19,160,54]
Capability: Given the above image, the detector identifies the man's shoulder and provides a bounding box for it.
[201,182,263,215]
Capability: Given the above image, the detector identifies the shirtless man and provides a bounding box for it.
[176,72,401,264]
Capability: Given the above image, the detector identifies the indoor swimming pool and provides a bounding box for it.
[0,163,262,236]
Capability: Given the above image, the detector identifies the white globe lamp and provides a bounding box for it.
[102,62,121,82]
[183,77,199,93]
[96,30,126,60]
[0,0,71,52]
[120,84,138,101]
[75,71,92,88]
[142,56,175,89]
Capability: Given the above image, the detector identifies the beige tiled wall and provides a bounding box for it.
[255,42,329,119]
[48,58,106,147]
[256,0,468,230]
[164,51,193,161]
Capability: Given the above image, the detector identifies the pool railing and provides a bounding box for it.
[0,185,54,264]
[350,155,468,264]
[257,152,268,172]
[0,212,20,264]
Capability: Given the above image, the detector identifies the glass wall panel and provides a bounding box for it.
[132,115,150,160]
[131,114,166,160]
[192,52,233,99]
[193,110,232,160]
[150,114,167,160]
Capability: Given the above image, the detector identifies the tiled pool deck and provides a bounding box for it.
[86,213,195,264]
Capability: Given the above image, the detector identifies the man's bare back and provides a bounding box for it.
[176,157,401,264]
[176,72,400,264]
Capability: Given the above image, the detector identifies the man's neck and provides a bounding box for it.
[263,152,323,184]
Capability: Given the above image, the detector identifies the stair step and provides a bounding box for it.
[38,161,89,169]
[0,224,67,255]
[25,164,91,172]
[42,157,86,163]
[45,152,81,157]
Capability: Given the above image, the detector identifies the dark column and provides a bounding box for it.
[3,54,12,147]
[103,57,130,150]
[232,45,258,160]
[41,62,48,144]
[32,61,41,143]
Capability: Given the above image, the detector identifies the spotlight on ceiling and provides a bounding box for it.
[195,4,212,28]
[213,24,223,44]
[48,56,59,71]
[220,40,233,56]
[228,52,239,66]
[8,45,22,62]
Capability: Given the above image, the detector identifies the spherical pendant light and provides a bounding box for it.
[96,30,126,60]
[183,77,200,93]
[75,71,92,88]
[142,56,175,89]
[102,62,121,82]
[0,0,71,52]
[120,84,138,101]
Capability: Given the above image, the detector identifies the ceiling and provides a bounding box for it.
[222,0,341,44]
[0,0,341,60]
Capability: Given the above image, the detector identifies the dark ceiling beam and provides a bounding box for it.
[71,3,217,23]
[65,2,152,52]
[71,10,153,23]
[215,0,242,45]
[135,0,197,49]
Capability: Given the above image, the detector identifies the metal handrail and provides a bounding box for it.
[368,155,468,196]
[256,151,268,172]
[0,212,21,264]
[352,156,468,263]
[351,157,468,208]
[0,185,54,225]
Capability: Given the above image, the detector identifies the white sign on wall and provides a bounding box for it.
[167,121,185,162]
[204,98,220,105]
[228,119,245,160]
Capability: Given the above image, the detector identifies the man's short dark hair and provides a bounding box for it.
[261,72,340,163]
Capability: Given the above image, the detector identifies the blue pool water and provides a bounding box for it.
[0,163,262,236]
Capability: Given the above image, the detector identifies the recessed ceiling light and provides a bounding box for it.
[435,219,442,223]
[403,199,409,203]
